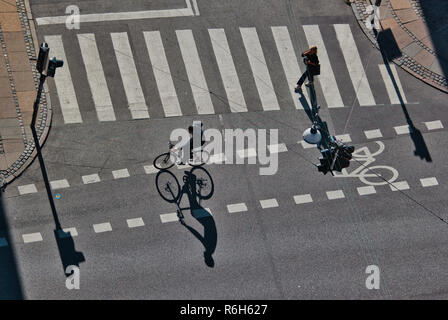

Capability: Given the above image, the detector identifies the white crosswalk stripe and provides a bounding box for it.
[77,33,116,121]
[47,24,410,124]
[334,24,376,106]
[176,29,214,114]
[44,35,83,124]
[271,26,309,109]
[378,64,407,104]
[302,25,344,108]
[208,28,247,113]
[111,32,150,119]
[144,31,182,117]
[240,27,280,111]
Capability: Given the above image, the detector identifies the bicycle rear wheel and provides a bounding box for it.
[154,152,175,170]
[190,167,214,200]
[155,170,180,203]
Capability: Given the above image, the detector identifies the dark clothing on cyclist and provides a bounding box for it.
[296,47,320,88]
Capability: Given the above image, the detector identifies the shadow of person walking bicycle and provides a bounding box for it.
[155,167,217,267]
[372,4,432,162]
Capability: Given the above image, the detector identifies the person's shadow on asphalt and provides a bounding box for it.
[180,171,217,268]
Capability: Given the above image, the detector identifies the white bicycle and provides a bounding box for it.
[333,141,399,186]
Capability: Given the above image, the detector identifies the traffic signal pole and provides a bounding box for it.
[302,57,355,175]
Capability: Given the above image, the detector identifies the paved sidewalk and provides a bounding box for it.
[0,0,50,187]
[350,0,448,93]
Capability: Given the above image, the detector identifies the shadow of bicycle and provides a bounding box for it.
[155,167,217,267]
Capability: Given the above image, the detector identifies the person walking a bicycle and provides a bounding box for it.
[295,45,320,92]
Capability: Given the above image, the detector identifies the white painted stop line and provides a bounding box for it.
[36,0,199,25]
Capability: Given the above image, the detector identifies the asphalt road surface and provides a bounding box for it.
[1,0,447,299]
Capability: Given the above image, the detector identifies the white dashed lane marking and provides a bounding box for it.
[420,177,438,187]
[394,125,411,135]
[50,179,70,190]
[326,190,345,200]
[18,184,38,195]
[424,120,443,130]
[112,169,130,179]
[390,181,410,191]
[237,148,257,158]
[22,232,43,243]
[294,194,313,204]
[57,228,78,238]
[357,186,376,196]
[82,174,101,184]
[364,129,383,139]
[93,223,112,233]
[144,165,158,174]
[260,199,279,209]
[268,143,288,154]
[127,218,145,228]
[227,203,248,213]
[335,134,352,143]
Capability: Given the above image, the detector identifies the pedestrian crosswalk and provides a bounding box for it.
[44,23,411,125]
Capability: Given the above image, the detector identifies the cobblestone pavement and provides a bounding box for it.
[0,0,51,188]
[350,0,448,93]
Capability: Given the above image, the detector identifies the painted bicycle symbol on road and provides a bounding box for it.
[333,141,399,186]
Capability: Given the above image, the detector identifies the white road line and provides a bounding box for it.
[160,213,179,223]
[44,35,82,124]
[390,181,410,191]
[127,218,145,228]
[302,25,345,108]
[271,26,309,109]
[77,33,116,121]
[176,30,214,114]
[208,29,247,113]
[112,169,130,179]
[424,120,443,130]
[326,190,345,200]
[240,27,280,111]
[22,232,43,243]
[191,0,200,15]
[192,208,212,219]
[0,238,7,247]
[208,153,227,164]
[237,148,257,158]
[227,203,248,213]
[82,174,101,184]
[144,31,182,117]
[50,179,70,190]
[18,184,37,195]
[364,129,383,139]
[394,125,411,135]
[378,64,407,105]
[260,198,279,209]
[268,143,288,154]
[294,194,313,204]
[299,140,316,149]
[334,24,376,106]
[335,134,352,143]
[93,222,112,233]
[36,0,196,25]
[357,186,376,196]
[111,32,149,119]
[57,227,78,238]
[420,177,438,187]
[144,165,158,174]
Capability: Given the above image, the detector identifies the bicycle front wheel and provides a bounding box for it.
[154,152,175,170]
[155,170,180,203]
